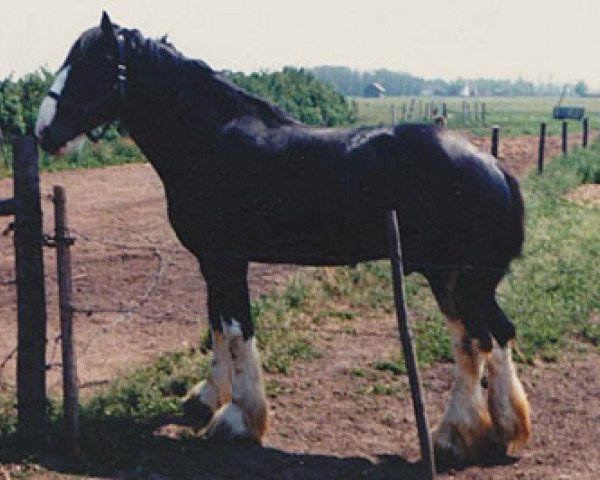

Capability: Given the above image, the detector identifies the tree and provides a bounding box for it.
[0,69,54,140]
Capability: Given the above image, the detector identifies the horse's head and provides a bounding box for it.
[36,12,126,155]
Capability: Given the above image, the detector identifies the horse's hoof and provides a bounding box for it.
[182,393,214,428]
[205,403,258,443]
[433,424,470,470]
[433,423,507,470]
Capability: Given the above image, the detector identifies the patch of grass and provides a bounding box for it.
[368,382,400,396]
[349,367,367,378]
[499,141,600,361]
[84,349,206,423]
[252,274,322,374]
[265,379,291,398]
[374,359,406,376]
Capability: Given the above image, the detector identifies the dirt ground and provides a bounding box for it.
[0,133,598,479]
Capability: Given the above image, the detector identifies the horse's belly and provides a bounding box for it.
[238,209,390,265]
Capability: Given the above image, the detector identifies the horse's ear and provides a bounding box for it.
[100,11,115,39]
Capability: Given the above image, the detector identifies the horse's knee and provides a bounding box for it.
[486,341,531,453]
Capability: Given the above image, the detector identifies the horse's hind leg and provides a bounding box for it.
[184,258,268,441]
[434,316,495,466]
[486,302,531,453]
[427,270,530,466]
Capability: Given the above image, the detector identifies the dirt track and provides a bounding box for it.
[0,134,598,479]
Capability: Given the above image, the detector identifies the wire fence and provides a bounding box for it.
[0,183,208,391]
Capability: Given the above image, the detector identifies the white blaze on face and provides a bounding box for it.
[35,65,86,156]
[35,65,71,138]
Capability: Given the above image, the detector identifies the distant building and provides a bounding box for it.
[459,84,478,97]
[364,83,386,98]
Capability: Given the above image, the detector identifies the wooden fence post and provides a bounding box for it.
[538,122,546,174]
[491,125,500,158]
[582,117,589,148]
[13,135,47,443]
[53,185,80,457]
[562,121,568,155]
[385,210,436,480]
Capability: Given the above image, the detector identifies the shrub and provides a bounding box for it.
[226,67,354,126]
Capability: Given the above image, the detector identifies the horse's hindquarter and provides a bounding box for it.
[168,122,519,268]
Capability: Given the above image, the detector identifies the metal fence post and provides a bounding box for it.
[385,210,436,480]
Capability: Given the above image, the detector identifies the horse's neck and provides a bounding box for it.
[124,52,244,181]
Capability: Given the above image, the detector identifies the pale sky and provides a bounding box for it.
[2,0,600,88]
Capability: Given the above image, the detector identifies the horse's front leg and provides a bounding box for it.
[183,258,268,442]
[183,325,233,427]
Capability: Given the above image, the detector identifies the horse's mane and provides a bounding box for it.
[128,29,298,127]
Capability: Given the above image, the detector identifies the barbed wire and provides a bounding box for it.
[57,228,172,362]
[0,224,176,388]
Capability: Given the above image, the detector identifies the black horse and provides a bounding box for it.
[36,12,531,466]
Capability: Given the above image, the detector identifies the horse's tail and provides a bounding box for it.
[502,168,525,260]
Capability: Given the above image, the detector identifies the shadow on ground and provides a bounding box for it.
[0,413,518,479]
[0,414,424,480]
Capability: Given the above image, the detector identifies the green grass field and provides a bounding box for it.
[353,95,600,136]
